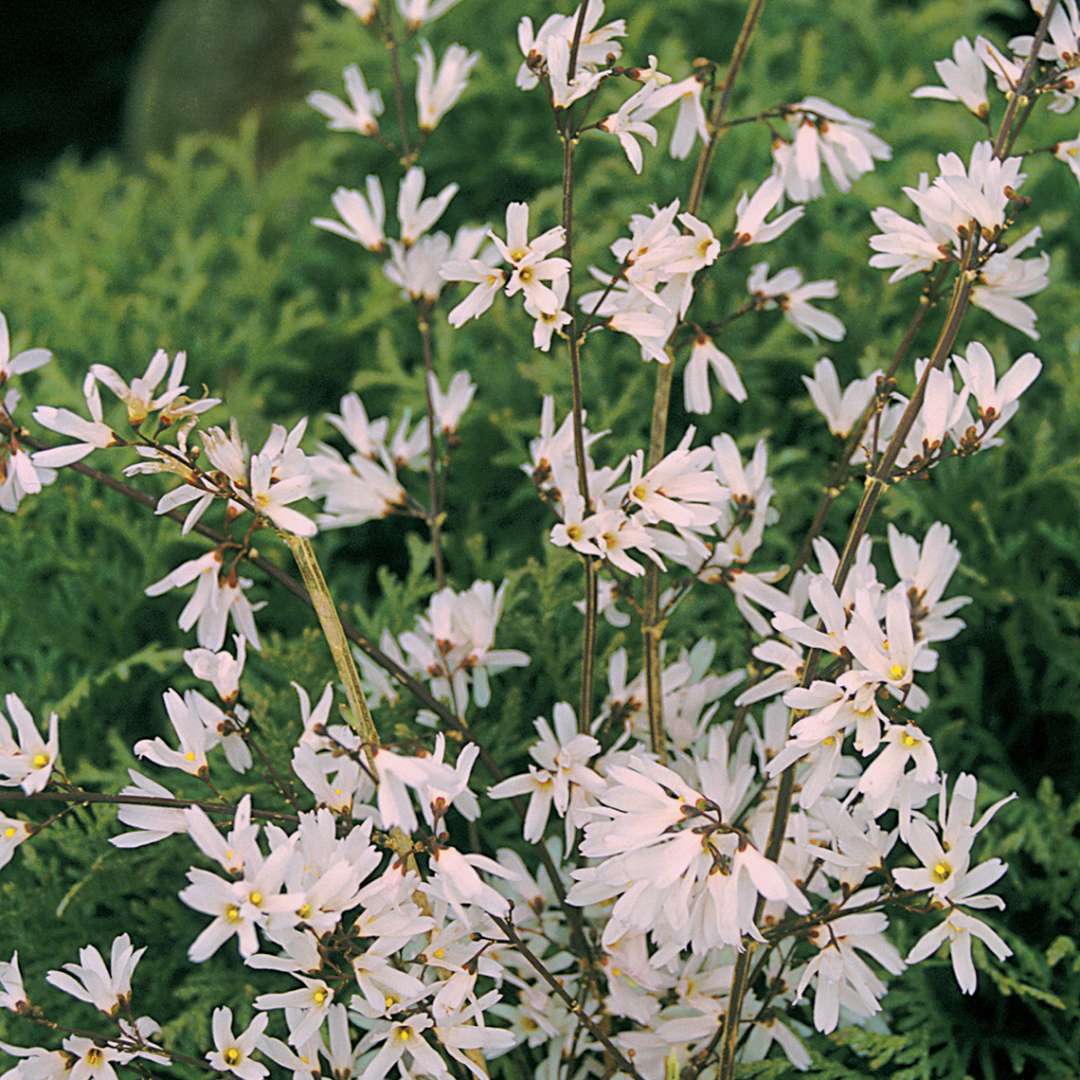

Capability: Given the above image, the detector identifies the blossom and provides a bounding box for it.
[250,452,316,536]
[442,259,506,325]
[0,311,51,386]
[336,0,378,22]
[747,263,845,342]
[429,371,476,436]
[907,908,1012,994]
[868,205,944,282]
[0,693,59,795]
[856,724,938,816]
[639,75,708,159]
[953,341,1041,434]
[313,178,386,252]
[0,815,31,870]
[207,1006,269,1079]
[398,0,461,30]
[110,770,188,848]
[184,635,246,704]
[62,1036,134,1079]
[1055,133,1080,181]
[683,335,746,414]
[912,36,989,117]
[46,935,145,1017]
[32,373,118,467]
[397,167,458,246]
[416,41,478,131]
[733,175,805,246]
[802,357,880,437]
[355,1014,448,1079]
[89,349,192,427]
[134,689,210,776]
[0,952,28,1012]
[599,84,659,173]
[970,227,1049,340]
[309,63,384,135]
[145,550,263,651]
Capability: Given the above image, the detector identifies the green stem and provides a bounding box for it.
[283,534,380,775]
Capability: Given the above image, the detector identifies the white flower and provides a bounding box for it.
[46,935,145,1017]
[62,1036,133,1079]
[935,141,1025,233]
[802,357,880,437]
[953,341,1041,431]
[32,373,119,467]
[145,550,263,652]
[0,312,51,385]
[599,83,659,173]
[907,908,1012,994]
[397,167,458,246]
[133,689,210,776]
[747,263,845,342]
[545,33,607,109]
[184,634,246,704]
[250,452,316,537]
[427,845,517,917]
[1055,133,1080,181]
[429,371,476,436]
[416,41,478,131]
[356,1014,449,1080]
[0,952,28,1012]
[180,841,299,961]
[254,976,334,1048]
[0,693,59,795]
[110,769,188,848]
[309,63,384,135]
[0,815,31,870]
[970,227,1049,340]
[336,0,378,23]
[639,75,708,159]
[856,724,938,817]
[90,349,189,426]
[207,1006,269,1079]
[397,0,461,30]
[913,36,989,117]
[868,205,945,282]
[442,259,506,326]
[733,175,805,246]
[313,178,386,252]
[683,334,746,415]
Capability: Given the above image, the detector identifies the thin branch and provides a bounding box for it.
[491,916,645,1080]
[0,787,298,824]
[416,304,447,588]
[642,0,768,761]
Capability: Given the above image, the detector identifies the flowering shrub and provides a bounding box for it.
[1,0,1079,1077]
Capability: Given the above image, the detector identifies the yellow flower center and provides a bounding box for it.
[396,1026,412,1042]
[224,1047,242,1065]
[509,247,528,262]
[385,994,398,1009]
[3,826,16,839]
[888,663,905,680]
[297,903,312,919]
[566,523,583,541]
[518,266,535,284]
[931,860,952,884]
[631,483,648,501]
[313,988,328,1005]
[225,904,242,924]
[31,753,49,769]
[822,736,836,747]
[85,1048,105,1066]
[432,948,445,959]
[184,750,197,762]
[901,732,919,748]
[249,891,263,906]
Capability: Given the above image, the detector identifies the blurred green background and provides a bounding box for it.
[1,0,1078,1076]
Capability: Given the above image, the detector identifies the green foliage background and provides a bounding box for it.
[1,0,1078,1075]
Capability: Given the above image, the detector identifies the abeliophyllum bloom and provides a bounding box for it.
[0,310,55,513]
